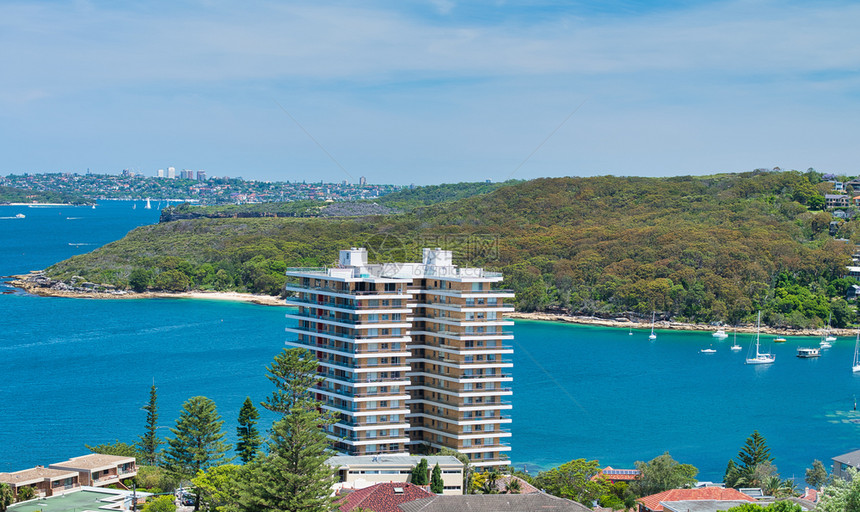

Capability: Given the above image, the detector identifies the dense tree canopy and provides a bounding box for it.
[45,171,858,327]
[631,452,698,497]
[533,458,608,506]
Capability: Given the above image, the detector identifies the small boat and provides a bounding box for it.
[729,329,742,352]
[853,329,860,373]
[145,198,152,209]
[774,337,787,343]
[649,312,657,340]
[700,348,717,354]
[712,328,729,339]
[820,339,832,349]
[15,213,25,218]
[92,204,96,209]
[797,347,820,358]
[824,312,837,342]
[746,311,775,365]
[730,329,742,350]
[628,325,633,336]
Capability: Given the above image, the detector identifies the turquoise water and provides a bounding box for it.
[3,202,860,481]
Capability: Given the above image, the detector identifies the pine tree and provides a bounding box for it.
[163,396,231,508]
[412,458,429,485]
[431,463,443,494]
[138,383,163,466]
[236,397,261,464]
[237,349,337,512]
[262,348,322,414]
[238,405,337,512]
[737,431,773,469]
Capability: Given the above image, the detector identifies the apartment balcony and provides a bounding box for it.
[285,296,412,313]
[316,386,409,402]
[405,394,512,410]
[322,398,410,413]
[406,356,513,369]
[285,327,411,344]
[285,339,410,357]
[406,383,512,398]
[407,423,512,439]
[408,411,512,425]
[333,418,411,429]
[284,284,412,300]
[322,371,408,385]
[419,302,516,313]
[286,311,412,330]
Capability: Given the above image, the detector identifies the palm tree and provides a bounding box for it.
[505,478,522,494]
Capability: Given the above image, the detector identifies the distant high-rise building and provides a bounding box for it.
[179,169,193,180]
[167,167,176,179]
[197,170,207,181]
[359,176,367,186]
[157,169,165,178]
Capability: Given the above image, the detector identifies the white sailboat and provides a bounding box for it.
[649,312,657,340]
[825,312,837,342]
[746,311,775,365]
[145,197,152,209]
[730,329,742,351]
[853,329,860,373]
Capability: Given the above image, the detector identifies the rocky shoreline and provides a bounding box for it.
[504,311,854,338]
[5,271,286,307]
[5,271,854,337]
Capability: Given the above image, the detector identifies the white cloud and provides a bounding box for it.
[2,0,860,181]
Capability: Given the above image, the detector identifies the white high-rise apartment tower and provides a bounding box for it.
[284,247,514,468]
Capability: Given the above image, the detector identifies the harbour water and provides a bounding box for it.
[2,202,860,481]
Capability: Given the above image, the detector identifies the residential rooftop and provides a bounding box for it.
[327,455,462,468]
[0,467,77,485]
[50,454,135,471]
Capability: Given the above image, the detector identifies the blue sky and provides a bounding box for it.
[2,0,859,184]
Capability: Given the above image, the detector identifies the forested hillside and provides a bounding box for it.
[157,180,520,221]
[45,170,859,328]
[0,185,90,205]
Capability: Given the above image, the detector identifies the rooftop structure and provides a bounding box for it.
[832,448,860,480]
[398,493,591,512]
[0,466,80,499]
[637,488,755,512]
[327,455,464,495]
[593,466,641,483]
[286,247,514,468]
[8,487,151,512]
[337,482,434,512]
[49,454,136,488]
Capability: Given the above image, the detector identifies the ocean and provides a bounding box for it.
[2,201,860,482]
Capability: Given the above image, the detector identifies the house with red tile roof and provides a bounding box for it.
[637,487,755,512]
[593,466,641,484]
[338,482,434,512]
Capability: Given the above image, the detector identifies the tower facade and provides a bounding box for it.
[285,248,514,468]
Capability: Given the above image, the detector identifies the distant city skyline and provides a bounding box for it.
[2,1,859,184]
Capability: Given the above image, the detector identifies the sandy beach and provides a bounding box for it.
[6,271,851,335]
[6,272,286,307]
[505,311,851,337]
